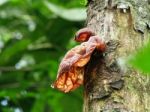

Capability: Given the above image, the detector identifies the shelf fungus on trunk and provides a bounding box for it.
[52,28,106,93]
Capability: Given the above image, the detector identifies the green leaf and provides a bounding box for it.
[44,1,86,21]
[31,96,45,112]
[80,0,87,6]
[0,38,31,65]
[130,42,150,74]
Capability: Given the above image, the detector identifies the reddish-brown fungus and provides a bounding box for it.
[52,28,106,92]
[75,28,95,42]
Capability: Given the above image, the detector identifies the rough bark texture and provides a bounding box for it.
[83,0,150,112]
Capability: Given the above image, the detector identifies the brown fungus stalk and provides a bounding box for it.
[52,28,106,93]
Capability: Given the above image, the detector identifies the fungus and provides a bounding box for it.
[52,28,106,92]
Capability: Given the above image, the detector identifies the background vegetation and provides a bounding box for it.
[0,0,86,112]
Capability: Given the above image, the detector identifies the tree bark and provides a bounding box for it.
[83,0,150,112]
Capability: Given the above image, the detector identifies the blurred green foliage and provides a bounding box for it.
[130,41,150,74]
[0,0,86,112]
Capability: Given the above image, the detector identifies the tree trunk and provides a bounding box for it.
[83,0,150,112]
